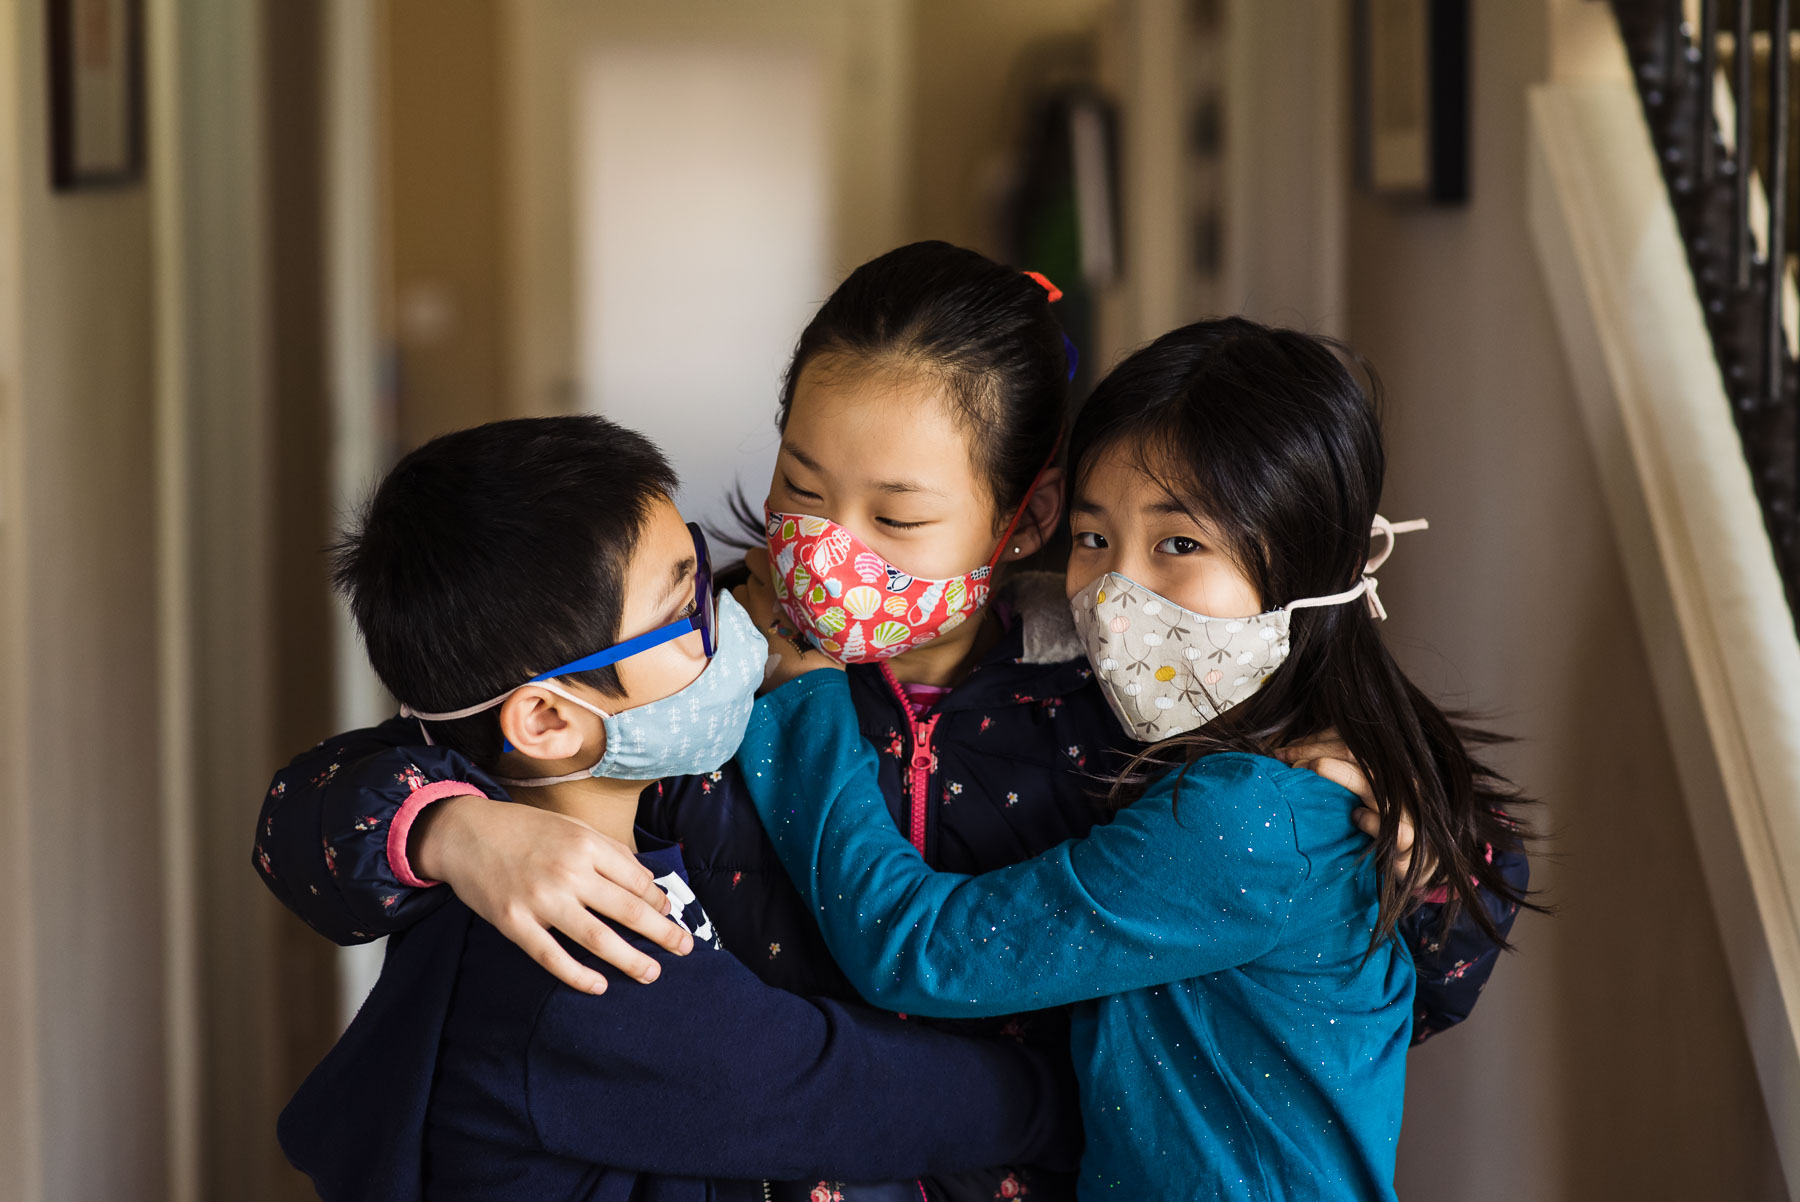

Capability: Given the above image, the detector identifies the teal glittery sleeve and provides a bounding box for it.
[740,672,1314,1019]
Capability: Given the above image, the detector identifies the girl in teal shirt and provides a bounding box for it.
[737,318,1533,1200]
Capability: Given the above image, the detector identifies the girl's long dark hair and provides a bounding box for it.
[1072,317,1538,952]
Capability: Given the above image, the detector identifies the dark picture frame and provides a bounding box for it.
[47,0,145,191]
[1354,0,1469,204]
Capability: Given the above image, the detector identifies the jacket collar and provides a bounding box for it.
[848,571,1092,713]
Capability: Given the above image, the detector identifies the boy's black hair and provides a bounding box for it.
[332,415,679,766]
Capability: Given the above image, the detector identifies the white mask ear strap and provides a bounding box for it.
[1283,514,1429,622]
[517,679,614,722]
[1366,514,1429,574]
[398,680,613,748]
[1285,576,1371,615]
[397,707,437,747]
[488,681,615,788]
[398,691,516,748]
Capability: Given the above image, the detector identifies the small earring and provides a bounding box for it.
[1012,546,1023,555]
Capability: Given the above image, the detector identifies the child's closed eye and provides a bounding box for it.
[782,474,822,502]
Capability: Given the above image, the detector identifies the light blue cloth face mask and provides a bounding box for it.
[401,589,769,785]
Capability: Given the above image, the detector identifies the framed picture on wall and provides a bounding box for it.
[1355,0,1469,203]
[48,0,145,190]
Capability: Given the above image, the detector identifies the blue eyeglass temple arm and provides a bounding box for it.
[503,528,712,754]
[531,524,714,680]
[528,614,700,683]
[500,615,702,753]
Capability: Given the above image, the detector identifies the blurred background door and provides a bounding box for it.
[575,42,828,531]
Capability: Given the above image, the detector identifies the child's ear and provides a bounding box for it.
[498,686,600,764]
[1007,466,1065,560]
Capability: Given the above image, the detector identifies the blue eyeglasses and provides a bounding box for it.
[405,524,720,754]
[528,523,717,683]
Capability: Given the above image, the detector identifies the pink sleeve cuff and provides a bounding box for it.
[387,781,488,889]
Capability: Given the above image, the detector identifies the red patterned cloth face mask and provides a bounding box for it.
[764,481,1045,663]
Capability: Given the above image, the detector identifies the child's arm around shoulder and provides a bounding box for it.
[1403,837,1529,1043]
[252,720,482,942]
[1281,734,1532,1044]
[524,913,1080,1182]
[252,719,688,991]
[739,672,1311,1018]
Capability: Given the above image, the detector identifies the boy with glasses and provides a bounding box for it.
[277,416,1076,1202]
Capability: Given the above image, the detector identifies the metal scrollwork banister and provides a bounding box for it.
[1613,0,1800,629]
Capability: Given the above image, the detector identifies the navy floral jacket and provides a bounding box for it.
[256,576,1525,1195]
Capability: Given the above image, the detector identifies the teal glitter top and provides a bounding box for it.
[740,672,1414,1201]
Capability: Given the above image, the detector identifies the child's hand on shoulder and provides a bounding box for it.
[739,547,843,692]
[1275,730,1435,885]
[415,795,693,994]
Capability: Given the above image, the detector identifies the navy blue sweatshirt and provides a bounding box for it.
[280,834,1080,1202]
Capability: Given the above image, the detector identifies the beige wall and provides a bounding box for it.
[264,3,345,1196]
[386,0,1119,442]
[905,0,1108,253]
[0,3,337,1199]
[0,2,34,1187]
[1349,3,1788,1197]
[388,0,512,444]
[0,0,167,1197]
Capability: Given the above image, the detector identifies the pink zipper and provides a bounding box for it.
[878,663,940,853]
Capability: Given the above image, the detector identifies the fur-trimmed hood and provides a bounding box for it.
[997,570,1085,666]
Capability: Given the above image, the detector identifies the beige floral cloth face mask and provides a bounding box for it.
[1070,516,1427,742]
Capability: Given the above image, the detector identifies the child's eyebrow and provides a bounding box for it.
[872,478,946,498]
[783,439,944,499]
[1069,496,1105,516]
[661,555,696,606]
[780,442,827,475]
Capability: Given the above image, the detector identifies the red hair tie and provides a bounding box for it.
[1023,271,1063,303]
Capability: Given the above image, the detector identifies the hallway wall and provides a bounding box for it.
[0,1,167,1198]
[388,0,511,445]
[1346,3,1788,1198]
[905,0,1108,253]
[0,3,337,1198]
